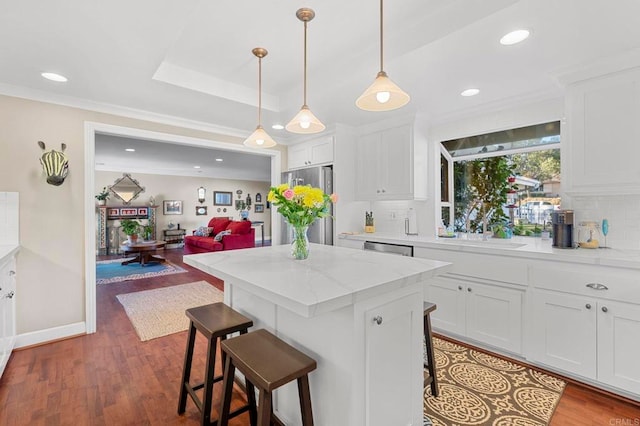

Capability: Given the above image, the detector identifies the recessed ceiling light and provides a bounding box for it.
[194,165,201,169]
[461,88,480,97]
[271,124,284,130]
[125,148,135,152]
[500,29,530,46]
[215,158,223,162]
[41,72,68,82]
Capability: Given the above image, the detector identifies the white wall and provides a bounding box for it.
[96,171,272,239]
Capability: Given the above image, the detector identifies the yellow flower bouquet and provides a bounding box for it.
[268,184,337,259]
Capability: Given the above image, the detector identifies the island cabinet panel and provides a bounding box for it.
[426,276,466,335]
[565,66,640,195]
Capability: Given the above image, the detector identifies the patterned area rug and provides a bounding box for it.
[96,258,187,284]
[424,337,565,426]
[116,281,224,341]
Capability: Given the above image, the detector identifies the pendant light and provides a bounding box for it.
[356,0,410,111]
[244,47,277,148]
[286,8,325,134]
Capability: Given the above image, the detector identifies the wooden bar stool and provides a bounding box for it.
[178,302,256,426]
[424,302,439,397]
[219,329,317,426]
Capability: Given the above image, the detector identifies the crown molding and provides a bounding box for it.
[552,48,640,87]
[0,82,250,139]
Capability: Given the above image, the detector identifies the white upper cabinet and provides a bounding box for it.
[287,136,334,170]
[355,124,427,200]
[565,66,640,195]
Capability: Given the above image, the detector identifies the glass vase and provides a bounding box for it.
[291,224,310,260]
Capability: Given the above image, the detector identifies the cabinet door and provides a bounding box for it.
[427,276,466,336]
[466,283,523,354]
[567,69,640,194]
[529,290,596,379]
[288,143,309,169]
[597,300,640,393]
[0,257,16,378]
[355,132,381,199]
[379,125,412,199]
[364,292,423,426]
[309,136,334,165]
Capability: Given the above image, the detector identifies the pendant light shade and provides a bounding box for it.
[286,8,325,134]
[244,47,277,148]
[356,0,410,112]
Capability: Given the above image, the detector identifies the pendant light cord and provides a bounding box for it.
[303,20,308,106]
[258,55,262,126]
[379,0,384,73]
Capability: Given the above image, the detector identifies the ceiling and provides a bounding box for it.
[2,0,640,178]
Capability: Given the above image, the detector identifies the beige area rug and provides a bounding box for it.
[424,337,566,426]
[116,281,224,341]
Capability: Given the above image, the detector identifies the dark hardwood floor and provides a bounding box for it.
[1,247,639,425]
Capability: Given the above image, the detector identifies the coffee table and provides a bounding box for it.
[120,240,167,266]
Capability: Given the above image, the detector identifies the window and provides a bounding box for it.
[439,121,561,236]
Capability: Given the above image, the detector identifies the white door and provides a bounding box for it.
[466,283,523,354]
[365,292,423,426]
[597,300,640,393]
[530,290,597,379]
[428,276,466,336]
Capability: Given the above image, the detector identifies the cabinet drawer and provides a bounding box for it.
[415,247,527,285]
[529,263,640,304]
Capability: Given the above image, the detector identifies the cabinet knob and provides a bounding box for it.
[458,285,463,290]
[467,287,472,292]
[9,270,15,276]
[376,189,380,193]
[6,291,14,299]
[372,316,383,325]
[381,189,386,193]
[585,303,591,309]
[602,306,608,313]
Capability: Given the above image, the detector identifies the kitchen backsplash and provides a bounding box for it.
[369,200,431,235]
[568,195,640,250]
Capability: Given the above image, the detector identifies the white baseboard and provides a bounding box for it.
[15,322,87,349]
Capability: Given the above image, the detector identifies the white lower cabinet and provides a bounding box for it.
[362,289,423,426]
[428,275,523,355]
[530,289,640,395]
[0,254,17,378]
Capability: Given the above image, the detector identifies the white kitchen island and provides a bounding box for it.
[184,243,450,426]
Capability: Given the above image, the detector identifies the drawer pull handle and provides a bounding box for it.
[9,270,16,276]
[6,291,14,299]
[585,304,591,309]
[586,283,608,290]
[372,316,383,325]
[602,306,608,313]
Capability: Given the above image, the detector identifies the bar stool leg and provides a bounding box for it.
[201,336,218,426]
[178,322,197,414]
[297,375,314,426]
[424,313,439,397]
[256,390,272,426]
[218,357,236,426]
[246,380,258,426]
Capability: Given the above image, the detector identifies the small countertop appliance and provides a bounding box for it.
[552,210,574,248]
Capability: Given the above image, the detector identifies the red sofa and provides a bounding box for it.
[183,217,255,255]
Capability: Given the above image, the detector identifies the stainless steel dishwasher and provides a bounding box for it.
[363,241,414,257]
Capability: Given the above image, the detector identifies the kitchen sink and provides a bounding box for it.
[435,238,526,249]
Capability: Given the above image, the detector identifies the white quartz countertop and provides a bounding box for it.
[340,232,640,270]
[0,244,19,262]
[183,243,451,317]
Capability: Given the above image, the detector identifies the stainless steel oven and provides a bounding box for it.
[363,241,414,257]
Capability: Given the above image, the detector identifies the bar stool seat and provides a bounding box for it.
[178,302,256,426]
[219,329,317,426]
[424,301,439,397]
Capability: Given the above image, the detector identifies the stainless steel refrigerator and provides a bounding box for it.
[280,166,333,245]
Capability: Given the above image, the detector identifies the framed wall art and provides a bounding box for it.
[196,206,208,216]
[254,204,264,213]
[214,191,232,206]
[163,200,183,215]
[255,193,262,202]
